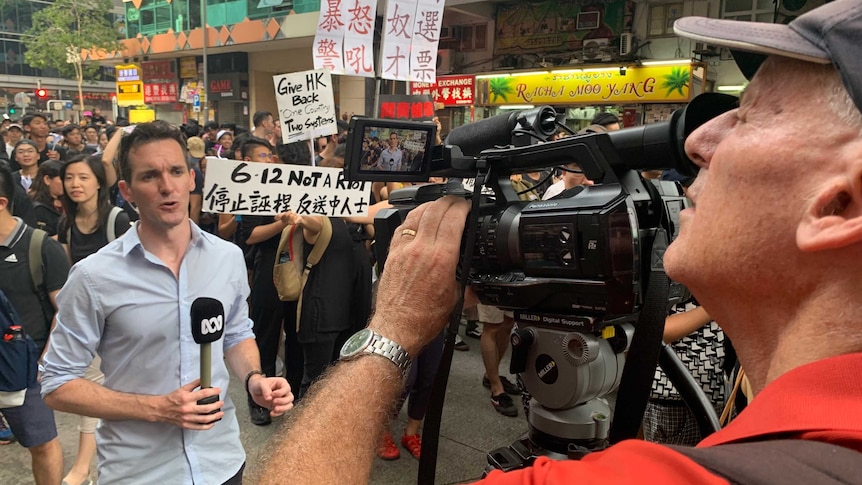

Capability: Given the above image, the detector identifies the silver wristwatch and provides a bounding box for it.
[339,328,412,377]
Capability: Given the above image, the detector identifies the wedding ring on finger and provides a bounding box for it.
[401,229,417,238]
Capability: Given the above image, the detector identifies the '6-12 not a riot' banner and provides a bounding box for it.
[203,158,370,217]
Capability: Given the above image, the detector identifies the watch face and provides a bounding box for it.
[340,328,373,358]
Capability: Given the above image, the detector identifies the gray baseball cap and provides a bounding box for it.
[674,0,862,114]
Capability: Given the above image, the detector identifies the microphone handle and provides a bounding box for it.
[200,341,212,389]
[197,342,220,415]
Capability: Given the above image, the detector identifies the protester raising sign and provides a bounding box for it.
[273,69,338,143]
[202,158,371,217]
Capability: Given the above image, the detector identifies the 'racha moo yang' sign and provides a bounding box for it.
[411,75,475,106]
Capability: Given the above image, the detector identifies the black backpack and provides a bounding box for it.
[0,289,39,393]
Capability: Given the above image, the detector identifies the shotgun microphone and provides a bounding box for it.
[191,297,225,413]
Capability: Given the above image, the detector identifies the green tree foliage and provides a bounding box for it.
[661,66,691,97]
[23,0,122,113]
[489,77,515,103]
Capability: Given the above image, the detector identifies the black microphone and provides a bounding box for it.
[444,106,558,157]
[190,297,225,413]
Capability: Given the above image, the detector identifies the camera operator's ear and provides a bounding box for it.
[797,169,862,252]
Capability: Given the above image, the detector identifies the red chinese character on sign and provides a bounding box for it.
[416,9,440,42]
[452,88,461,100]
[319,0,344,32]
[384,45,406,78]
[345,45,373,74]
[160,84,168,96]
[380,102,396,118]
[316,39,341,70]
[411,102,423,119]
[144,85,153,97]
[387,3,411,39]
[423,102,434,118]
[441,87,450,100]
[463,87,473,101]
[169,84,177,96]
[396,102,409,119]
[347,0,373,35]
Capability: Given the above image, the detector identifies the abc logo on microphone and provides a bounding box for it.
[201,315,223,335]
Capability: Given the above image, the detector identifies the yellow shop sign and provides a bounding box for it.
[478,65,692,106]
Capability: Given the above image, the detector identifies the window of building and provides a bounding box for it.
[247,0,294,20]
[130,0,174,36]
[722,0,775,22]
[440,23,487,51]
[648,3,683,37]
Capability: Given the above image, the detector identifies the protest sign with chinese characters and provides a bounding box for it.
[380,0,444,82]
[380,0,415,81]
[203,158,371,217]
[273,69,338,142]
[314,0,345,73]
[410,0,444,82]
[343,0,377,77]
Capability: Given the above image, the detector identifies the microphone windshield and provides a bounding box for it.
[190,297,225,344]
[444,106,557,157]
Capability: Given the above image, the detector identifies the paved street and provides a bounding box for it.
[0,327,529,484]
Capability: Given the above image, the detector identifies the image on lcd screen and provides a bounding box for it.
[358,126,429,173]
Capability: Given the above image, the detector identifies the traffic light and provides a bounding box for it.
[8,107,15,115]
[35,88,48,100]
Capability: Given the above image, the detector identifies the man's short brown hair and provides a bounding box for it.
[118,121,189,184]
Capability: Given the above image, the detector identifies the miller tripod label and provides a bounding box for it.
[535,354,559,384]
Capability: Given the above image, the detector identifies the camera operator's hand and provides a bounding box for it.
[369,196,470,355]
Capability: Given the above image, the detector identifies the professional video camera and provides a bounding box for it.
[344,93,737,472]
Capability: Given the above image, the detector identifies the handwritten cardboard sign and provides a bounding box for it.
[273,69,338,143]
[202,158,371,217]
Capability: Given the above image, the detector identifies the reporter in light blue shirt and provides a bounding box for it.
[40,121,294,484]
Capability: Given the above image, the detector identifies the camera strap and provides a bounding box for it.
[418,171,487,485]
[608,227,670,444]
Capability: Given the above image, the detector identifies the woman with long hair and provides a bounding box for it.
[56,154,132,485]
[58,154,131,264]
[28,160,64,236]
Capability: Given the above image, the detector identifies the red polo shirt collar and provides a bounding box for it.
[700,352,862,450]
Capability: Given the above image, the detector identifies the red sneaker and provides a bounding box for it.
[378,431,400,460]
[401,433,422,460]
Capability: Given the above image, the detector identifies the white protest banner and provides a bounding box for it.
[203,158,371,217]
[273,69,337,143]
[410,0,444,82]
[314,0,345,74]
[342,0,377,77]
[380,0,416,81]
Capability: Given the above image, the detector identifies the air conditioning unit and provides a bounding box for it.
[619,33,634,57]
[583,38,612,62]
[693,42,720,57]
[437,49,454,75]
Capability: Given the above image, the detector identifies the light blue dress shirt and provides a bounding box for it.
[42,222,254,484]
